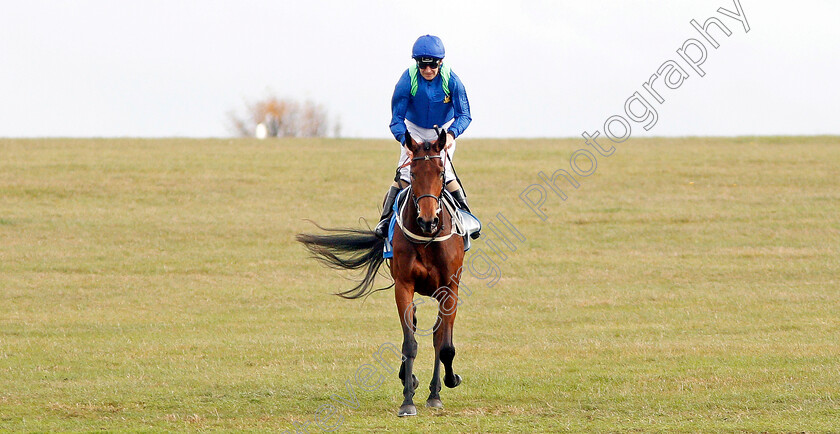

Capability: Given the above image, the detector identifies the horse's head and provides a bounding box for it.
[406,130,447,235]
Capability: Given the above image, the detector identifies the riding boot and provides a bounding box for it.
[374,186,401,239]
[450,189,480,239]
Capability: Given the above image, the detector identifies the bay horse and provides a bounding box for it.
[296,130,465,417]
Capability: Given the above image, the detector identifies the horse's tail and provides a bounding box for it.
[296,223,392,299]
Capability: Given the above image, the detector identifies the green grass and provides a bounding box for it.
[1,136,838,432]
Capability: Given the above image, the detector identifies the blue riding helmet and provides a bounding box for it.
[412,35,445,60]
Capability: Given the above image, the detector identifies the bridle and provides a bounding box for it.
[410,153,445,223]
[393,143,461,244]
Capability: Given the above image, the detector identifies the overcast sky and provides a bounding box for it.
[1,0,838,138]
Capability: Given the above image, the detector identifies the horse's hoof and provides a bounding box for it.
[398,404,417,417]
[444,373,462,388]
[426,398,443,409]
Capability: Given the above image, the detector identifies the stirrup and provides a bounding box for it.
[374,216,391,239]
[450,189,480,239]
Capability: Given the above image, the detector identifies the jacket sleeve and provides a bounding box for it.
[446,71,471,139]
[390,70,412,144]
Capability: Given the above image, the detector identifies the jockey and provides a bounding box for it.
[374,34,479,240]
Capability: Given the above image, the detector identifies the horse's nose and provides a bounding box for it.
[416,216,428,232]
[416,216,438,233]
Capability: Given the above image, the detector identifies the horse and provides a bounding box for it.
[296,129,465,417]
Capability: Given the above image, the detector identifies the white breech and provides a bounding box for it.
[397,119,456,185]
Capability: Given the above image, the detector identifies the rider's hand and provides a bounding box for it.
[444,132,455,151]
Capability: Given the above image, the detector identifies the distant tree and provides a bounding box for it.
[228,94,331,138]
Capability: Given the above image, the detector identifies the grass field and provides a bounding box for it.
[1,136,839,432]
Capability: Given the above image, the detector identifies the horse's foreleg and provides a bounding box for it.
[426,313,444,408]
[395,284,418,417]
[398,303,419,392]
[438,287,462,390]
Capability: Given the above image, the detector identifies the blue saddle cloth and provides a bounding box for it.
[383,189,480,259]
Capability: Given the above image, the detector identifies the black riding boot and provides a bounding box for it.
[450,188,480,239]
[374,186,401,239]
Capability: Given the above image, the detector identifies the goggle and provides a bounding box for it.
[417,59,441,70]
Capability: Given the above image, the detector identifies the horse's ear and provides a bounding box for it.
[404,132,414,149]
[435,129,447,152]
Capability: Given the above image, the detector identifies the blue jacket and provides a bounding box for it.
[390,67,471,144]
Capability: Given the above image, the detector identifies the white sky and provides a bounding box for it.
[1,0,838,138]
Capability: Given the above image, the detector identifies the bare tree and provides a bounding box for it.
[228,93,331,137]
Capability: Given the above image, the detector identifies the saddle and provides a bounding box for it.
[384,188,481,259]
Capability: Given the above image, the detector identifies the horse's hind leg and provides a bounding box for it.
[395,286,418,417]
